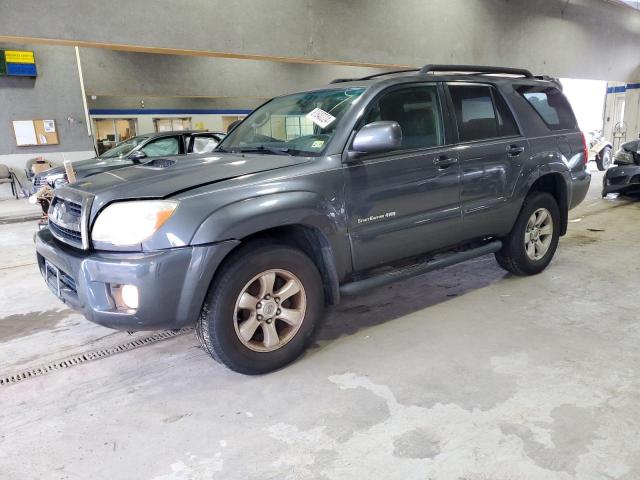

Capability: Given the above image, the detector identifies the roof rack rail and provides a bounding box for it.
[533,75,563,90]
[359,69,421,80]
[330,68,420,84]
[419,64,534,78]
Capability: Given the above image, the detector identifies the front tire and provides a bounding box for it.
[495,192,560,276]
[196,243,325,374]
[596,146,612,171]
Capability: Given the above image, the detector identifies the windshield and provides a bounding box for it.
[100,135,150,159]
[218,87,366,156]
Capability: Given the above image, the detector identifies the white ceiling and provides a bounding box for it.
[619,0,640,10]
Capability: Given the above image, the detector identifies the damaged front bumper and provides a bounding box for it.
[35,228,239,331]
[602,165,640,196]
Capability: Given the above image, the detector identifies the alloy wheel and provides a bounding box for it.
[233,269,307,352]
[524,207,553,261]
[602,149,612,169]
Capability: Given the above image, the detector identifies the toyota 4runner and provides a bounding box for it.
[35,65,591,374]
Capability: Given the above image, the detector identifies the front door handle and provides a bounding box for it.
[434,155,458,169]
[507,145,525,157]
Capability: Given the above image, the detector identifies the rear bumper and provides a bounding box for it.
[570,169,591,210]
[602,165,640,196]
[35,228,239,331]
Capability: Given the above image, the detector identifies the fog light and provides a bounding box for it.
[121,285,139,310]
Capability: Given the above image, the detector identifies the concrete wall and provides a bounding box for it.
[0,43,95,174]
[78,49,385,100]
[1,0,640,81]
[87,96,263,111]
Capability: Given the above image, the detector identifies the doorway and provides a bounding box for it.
[93,118,137,155]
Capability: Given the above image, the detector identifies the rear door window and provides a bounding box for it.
[516,86,577,131]
[190,135,220,154]
[448,84,519,142]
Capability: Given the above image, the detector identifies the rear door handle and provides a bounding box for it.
[434,155,458,169]
[507,145,525,157]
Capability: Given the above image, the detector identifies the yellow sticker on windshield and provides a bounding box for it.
[311,140,325,149]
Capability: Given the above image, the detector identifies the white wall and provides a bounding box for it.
[602,83,640,151]
[623,88,640,144]
[561,78,607,133]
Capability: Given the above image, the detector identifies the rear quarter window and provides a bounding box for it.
[516,85,577,131]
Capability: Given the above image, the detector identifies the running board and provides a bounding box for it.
[340,240,502,296]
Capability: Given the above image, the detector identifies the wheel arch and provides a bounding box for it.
[527,172,569,235]
[191,192,346,306]
[238,224,341,305]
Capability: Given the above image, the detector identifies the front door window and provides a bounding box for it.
[140,136,181,157]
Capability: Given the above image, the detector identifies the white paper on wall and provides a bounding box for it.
[43,120,56,133]
[12,121,38,146]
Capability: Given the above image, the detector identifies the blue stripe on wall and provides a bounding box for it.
[89,108,253,115]
[606,83,640,94]
[606,86,626,94]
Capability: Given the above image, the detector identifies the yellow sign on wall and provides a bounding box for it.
[5,50,35,64]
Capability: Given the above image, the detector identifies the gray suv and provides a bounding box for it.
[35,65,590,374]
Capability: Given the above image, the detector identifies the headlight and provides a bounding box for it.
[53,177,68,187]
[613,149,634,165]
[92,200,178,246]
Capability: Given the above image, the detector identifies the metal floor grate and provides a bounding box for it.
[0,327,193,387]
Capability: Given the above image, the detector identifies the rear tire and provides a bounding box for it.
[196,243,325,374]
[495,192,560,276]
[596,146,612,171]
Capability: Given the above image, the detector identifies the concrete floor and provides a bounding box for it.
[1,170,640,480]
[0,198,41,223]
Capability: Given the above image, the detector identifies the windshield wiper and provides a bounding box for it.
[232,146,292,156]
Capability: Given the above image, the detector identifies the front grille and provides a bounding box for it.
[48,196,85,249]
[44,261,78,295]
[49,221,83,244]
[32,176,49,190]
[59,269,77,293]
[608,175,629,186]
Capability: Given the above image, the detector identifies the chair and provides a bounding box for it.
[0,164,17,199]
[24,158,39,181]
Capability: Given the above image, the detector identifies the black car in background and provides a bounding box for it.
[602,138,640,196]
[32,130,225,190]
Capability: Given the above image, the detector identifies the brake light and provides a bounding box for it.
[582,132,589,165]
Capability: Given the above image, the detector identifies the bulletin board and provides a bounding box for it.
[12,119,59,146]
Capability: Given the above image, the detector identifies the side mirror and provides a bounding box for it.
[349,121,402,159]
[128,150,147,163]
